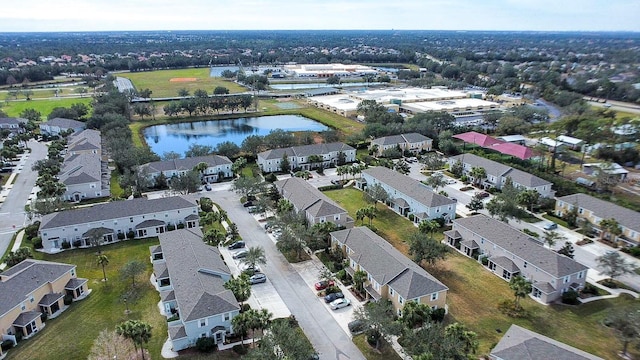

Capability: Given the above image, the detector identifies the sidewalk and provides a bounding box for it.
[0,229,25,270]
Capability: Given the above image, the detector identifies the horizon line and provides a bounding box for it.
[0,29,639,34]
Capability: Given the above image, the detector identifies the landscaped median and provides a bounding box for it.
[323,186,633,359]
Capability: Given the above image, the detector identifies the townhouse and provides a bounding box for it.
[359,166,456,223]
[257,142,356,173]
[490,324,603,360]
[0,117,26,133]
[331,226,448,316]
[445,215,588,304]
[139,155,233,185]
[0,260,89,356]
[38,196,199,252]
[370,133,432,156]
[39,118,85,137]
[274,177,354,228]
[151,229,239,351]
[58,129,110,202]
[448,153,554,198]
[556,193,640,247]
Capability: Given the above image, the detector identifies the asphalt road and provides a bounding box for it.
[213,189,366,360]
[0,139,47,256]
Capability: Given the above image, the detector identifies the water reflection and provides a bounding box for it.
[143,115,328,156]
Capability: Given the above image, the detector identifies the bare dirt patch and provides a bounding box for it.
[169,77,197,82]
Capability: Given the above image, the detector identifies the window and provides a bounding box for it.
[431,292,438,301]
[224,313,230,321]
[578,271,584,279]
[563,276,570,284]
[199,319,206,327]
[399,296,404,305]
[431,305,438,310]
[389,288,395,297]
[578,208,584,214]
[523,262,527,268]
[130,217,134,223]
[21,303,26,311]
[30,296,34,303]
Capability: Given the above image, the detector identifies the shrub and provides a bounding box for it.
[177,223,185,229]
[117,232,125,240]
[364,224,378,233]
[166,224,176,231]
[336,269,347,281]
[1,340,13,351]
[264,173,278,183]
[562,289,580,305]
[72,240,82,248]
[126,231,135,239]
[522,228,539,238]
[431,308,446,322]
[167,314,179,322]
[24,221,41,240]
[63,293,73,305]
[240,303,251,313]
[40,312,48,323]
[460,175,468,183]
[196,337,217,352]
[61,241,71,249]
[32,237,42,249]
[324,286,341,295]
[582,283,600,296]
[287,315,299,327]
[318,184,343,191]
[480,255,489,266]
[408,214,415,221]
[232,344,248,355]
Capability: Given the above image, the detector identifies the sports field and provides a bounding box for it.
[1,97,92,120]
[117,68,246,98]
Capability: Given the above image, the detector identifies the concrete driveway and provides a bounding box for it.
[212,189,366,360]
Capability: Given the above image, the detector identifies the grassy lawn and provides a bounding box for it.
[1,97,92,119]
[0,87,93,101]
[118,68,246,98]
[542,213,571,228]
[352,334,402,360]
[8,238,167,360]
[324,187,419,254]
[323,187,631,359]
[110,171,124,198]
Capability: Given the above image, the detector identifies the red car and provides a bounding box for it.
[314,280,335,291]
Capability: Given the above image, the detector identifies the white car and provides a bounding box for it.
[330,298,351,310]
[239,263,261,272]
[446,179,456,185]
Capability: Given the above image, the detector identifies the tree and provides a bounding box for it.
[120,260,146,288]
[231,311,251,345]
[280,152,291,173]
[178,88,190,97]
[400,300,431,329]
[224,273,251,306]
[5,247,32,267]
[232,175,264,198]
[231,157,247,177]
[241,246,267,271]
[354,299,401,350]
[20,108,42,122]
[365,183,389,210]
[203,229,226,246]
[418,220,439,239]
[516,189,540,212]
[509,275,532,311]
[408,231,448,266]
[425,172,447,192]
[542,229,566,248]
[215,141,240,159]
[241,135,264,157]
[88,329,137,360]
[116,320,152,360]
[599,218,622,243]
[352,270,367,296]
[97,254,109,282]
[597,251,636,281]
[213,86,229,95]
[169,170,201,194]
[558,241,575,259]
[444,322,479,355]
[469,166,486,186]
[466,193,485,213]
[185,144,214,157]
[403,322,469,360]
[360,206,377,226]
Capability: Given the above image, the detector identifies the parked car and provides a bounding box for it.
[204,184,212,191]
[239,263,261,272]
[348,319,367,335]
[243,201,254,207]
[543,222,558,230]
[314,280,335,291]
[446,179,456,185]
[249,272,267,284]
[228,241,245,250]
[247,206,259,213]
[324,292,344,303]
[477,191,490,199]
[232,250,249,259]
[331,179,341,185]
[330,298,351,310]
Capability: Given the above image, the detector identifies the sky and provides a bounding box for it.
[1,0,639,32]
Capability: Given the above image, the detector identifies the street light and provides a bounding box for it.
[124,297,130,315]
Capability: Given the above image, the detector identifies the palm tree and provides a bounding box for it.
[469,166,487,187]
[364,206,377,226]
[256,308,272,338]
[203,229,226,246]
[352,270,367,297]
[542,230,565,249]
[445,322,479,355]
[599,218,622,243]
[231,312,250,345]
[509,275,532,311]
[418,220,439,240]
[401,301,431,329]
[241,246,267,272]
[356,208,367,225]
[116,320,152,360]
[224,274,251,307]
[96,254,109,282]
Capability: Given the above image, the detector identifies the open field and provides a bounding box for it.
[324,186,633,359]
[8,238,167,360]
[118,68,246,98]
[1,97,92,119]
[1,86,93,101]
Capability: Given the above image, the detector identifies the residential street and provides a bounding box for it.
[0,139,47,256]
[212,189,366,360]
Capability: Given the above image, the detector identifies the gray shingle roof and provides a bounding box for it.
[372,133,431,146]
[40,196,197,230]
[65,278,87,289]
[59,152,101,185]
[169,325,187,340]
[141,155,231,174]
[449,153,551,188]
[43,117,85,129]
[0,260,75,316]
[13,311,41,326]
[275,177,347,218]
[557,193,640,234]
[39,292,63,306]
[490,256,521,273]
[258,142,354,160]
[67,129,101,152]
[491,324,603,360]
[0,117,26,126]
[136,219,166,229]
[362,167,455,208]
[158,228,239,322]
[331,227,447,300]
[453,215,587,277]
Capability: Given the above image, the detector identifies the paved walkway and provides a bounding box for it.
[0,229,25,270]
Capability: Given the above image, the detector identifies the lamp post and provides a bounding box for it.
[124,297,130,315]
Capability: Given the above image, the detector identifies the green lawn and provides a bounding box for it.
[0,86,93,101]
[8,238,167,360]
[118,68,246,98]
[324,187,632,359]
[352,334,402,360]
[324,187,419,254]
[1,97,92,119]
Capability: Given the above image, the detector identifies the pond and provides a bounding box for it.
[143,115,329,156]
